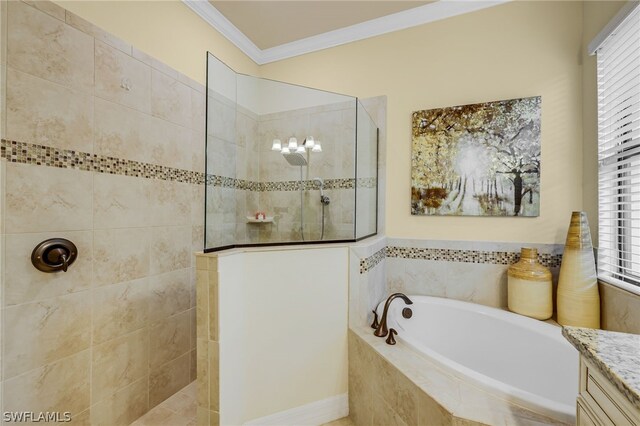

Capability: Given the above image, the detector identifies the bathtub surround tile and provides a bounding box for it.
[95,40,151,113]
[2,350,91,415]
[8,1,94,92]
[93,227,150,287]
[3,230,92,305]
[600,281,640,335]
[91,329,149,403]
[3,291,92,379]
[6,68,93,152]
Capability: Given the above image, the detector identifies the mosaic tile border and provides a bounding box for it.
[359,246,563,274]
[1,139,376,191]
[359,247,386,274]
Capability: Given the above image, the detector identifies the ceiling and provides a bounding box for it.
[210,1,431,49]
[185,0,507,64]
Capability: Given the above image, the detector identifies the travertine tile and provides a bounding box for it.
[149,352,191,408]
[417,389,452,426]
[93,173,150,229]
[196,339,209,409]
[208,341,219,412]
[21,0,65,21]
[95,40,150,113]
[148,269,191,324]
[90,377,148,426]
[93,227,150,287]
[196,407,210,426]
[208,270,218,342]
[3,291,92,378]
[92,278,149,344]
[149,311,191,369]
[4,230,92,305]
[189,307,197,350]
[91,329,149,403]
[160,387,197,418]
[371,394,407,426]
[601,282,640,334]
[151,68,191,128]
[148,116,190,170]
[132,47,178,80]
[149,226,191,275]
[8,1,93,92]
[3,350,90,415]
[94,97,153,163]
[196,269,209,341]
[6,67,93,152]
[65,10,131,54]
[147,179,191,227]
[190,348,197,382]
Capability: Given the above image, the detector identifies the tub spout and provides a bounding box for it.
[374,293,413,338]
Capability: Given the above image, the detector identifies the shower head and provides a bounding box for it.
[283,152,308,167]
[313,177,325,197]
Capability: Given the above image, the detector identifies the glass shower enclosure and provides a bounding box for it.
[205,53,378,251]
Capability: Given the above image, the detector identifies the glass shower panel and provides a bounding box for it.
[205,53,377,251]
[355,102,379,239]
[206,55,237,249]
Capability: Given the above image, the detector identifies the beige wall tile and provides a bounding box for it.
[94,97,153,163]
[189,307,197,350]
[149,311,191,369]
[21,0,65,21]
[148,116,190,170]
[191,130,205,173]
[95,40,150,113]
[190,349,197,383]
[132,47,178,80]
[191,89,205,133]
[208,341,219,412]
[93,173,150,229]
[208,270,218,342]
[92,278,149,344]
[189,267,197,308]
[148,269,191,324]
[65,10,131,55]
[3,350,90,414]
[149,352,191,408]
[210,410,220,426]
[150,226,191,275]
[196,269,209,341]
[6,67,93,151]
[151,68,191,128]
[4,230,92,306]
[92,329,149,403]
[70,408,91,425]
[3,291,92,379]
[196,339,209,409]
[90,377,149,426]
[371,395,407,426]
[601,282,640,334]
[147,179,191,227]
[8,1,93,92]
[93,227,150,287]
[417,390,452,426]
[196,407,210,426]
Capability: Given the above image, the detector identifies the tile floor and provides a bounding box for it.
[130,384,353,426]
[130,382,197,426]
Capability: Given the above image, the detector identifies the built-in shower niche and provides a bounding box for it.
[205,53,378,251]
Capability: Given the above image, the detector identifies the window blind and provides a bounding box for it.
[597,3,640,291]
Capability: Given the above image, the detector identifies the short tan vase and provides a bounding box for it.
[508,248,553,320]
[557,211,600,328]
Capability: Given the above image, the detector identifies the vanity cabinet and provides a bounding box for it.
[577,357,640,426]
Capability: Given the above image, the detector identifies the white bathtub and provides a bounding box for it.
[376,296,579,424]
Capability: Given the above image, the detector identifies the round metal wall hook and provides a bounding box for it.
[31,238,78,273]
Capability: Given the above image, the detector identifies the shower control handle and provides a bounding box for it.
[31,238,78,273]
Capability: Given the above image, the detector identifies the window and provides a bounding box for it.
[595,3,640,293]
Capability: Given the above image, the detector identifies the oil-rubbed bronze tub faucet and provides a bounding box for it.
[373,292,413,338]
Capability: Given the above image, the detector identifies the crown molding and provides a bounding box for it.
[183,0,510,65]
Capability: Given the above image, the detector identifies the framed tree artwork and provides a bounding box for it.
[411,96,541,217]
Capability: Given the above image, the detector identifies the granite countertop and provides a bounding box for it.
[562,326,640,410]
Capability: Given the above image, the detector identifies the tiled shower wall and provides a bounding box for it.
[1,1,202,423]
[206,97,360,247]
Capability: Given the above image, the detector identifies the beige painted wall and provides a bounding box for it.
[260,1,584,244]
[54,0,259,84]
[581,1,626,246]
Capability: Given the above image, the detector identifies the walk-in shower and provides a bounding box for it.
[205,53,378,251]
